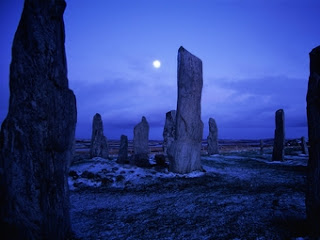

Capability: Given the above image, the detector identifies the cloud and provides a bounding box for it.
[201,75,308,133]
[72,66,177,139]
[72,72,308,140]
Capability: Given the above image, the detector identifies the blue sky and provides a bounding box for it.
[0,0,319,140]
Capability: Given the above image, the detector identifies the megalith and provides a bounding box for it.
[260,140,264,154]
[306,45,320,236]
[272,109,285,161]
[117,135,128,164]
[168,47,204,174]
[0,1,76,239]
[90,113,109,159]
[163,110,176,156]
[131,116,150,167]
[207,118,219,155]
[301,136,309,155]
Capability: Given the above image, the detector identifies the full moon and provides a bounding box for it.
[153,60,161,68]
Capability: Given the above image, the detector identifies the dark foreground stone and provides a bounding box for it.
[306,45,320,237]
[0,1,76,239]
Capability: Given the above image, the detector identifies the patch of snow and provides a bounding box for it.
[69,157,208,189]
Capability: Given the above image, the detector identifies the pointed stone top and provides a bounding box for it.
[310,45,320,75]
[178,46,193,56]
[94,113,102,119]
[276,109,284,113]
[178,46,185,52]
[209,117,216,123]
[208,118,217,130]
[310,45,320,55]
[142,116,147,122]
[166,110,176,116]
[178,46,202,65]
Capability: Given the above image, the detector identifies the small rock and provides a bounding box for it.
[69,170,79,179]
[73,182,84,188]
[155,154,167,167]
[130,153,151,168]
[101,178,114,186]
[81,171,95,179]
[116,175,125,182]
[112,167,119,172]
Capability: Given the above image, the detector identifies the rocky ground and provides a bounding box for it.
[69,142,309,239]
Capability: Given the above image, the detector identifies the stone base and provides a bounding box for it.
[168,140,202,174]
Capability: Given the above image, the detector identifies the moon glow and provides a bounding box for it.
[153,60,161,68]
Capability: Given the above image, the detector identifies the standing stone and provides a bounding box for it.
[90,113,109,159]
[306,46,320,236]
[272,109,285,161]
[207,118,219,155]
[301,136,309,155]
[131,116,150,167]
[133,116,149,154]
[163,110,176,156]
[117,135,128,164]
[260,140,264,154]
[0,1,76,239]
[168,47,204,174]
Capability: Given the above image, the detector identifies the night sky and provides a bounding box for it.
[0,0,319,140]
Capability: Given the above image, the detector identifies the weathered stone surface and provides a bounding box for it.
[90,113,109,159]
[272,109,285,161]
[306,45,320,236]
[301,136,309,155]
[132,116,150,167]
[163,110,176,156]
[207,118,219,155]
[168,47,204,174]
[133,116,149,155]
[0,1,76,239]
[117,135,128,164]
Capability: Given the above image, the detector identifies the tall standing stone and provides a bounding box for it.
[131,116,150,167]
[207,118,219,155]
[272,109,285,161]
[90,113,109,159]
[163,110,176,156]
[306,45,320,236]
[168,47,204,174]
[301,136,309,155]
[0,1,76,239]
[117,135,128,164]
